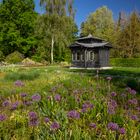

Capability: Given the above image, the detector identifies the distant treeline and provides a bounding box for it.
[0,1,140,63]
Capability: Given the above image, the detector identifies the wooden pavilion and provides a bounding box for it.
[69,34,112,68]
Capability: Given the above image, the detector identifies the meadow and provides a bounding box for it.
[0,65,140,140]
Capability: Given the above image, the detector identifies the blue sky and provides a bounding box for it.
[34,0,140,29]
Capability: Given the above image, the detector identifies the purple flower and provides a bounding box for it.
[44,117,50,124]
[50,122,60,131]
[0,114,6,122]
[14,80,24,87]
[107,100,117,114]
[89,123,96,128]
[28,112,38,127]
[67,110,80,119]
[136,107,140,111]
[20,93,28,97]
[108,107,115,114]
[130,89,136,95]
[2,100,10,107]
[106,76,112,81]
[28,112,37,119]
[32,94,41,102]
[111,92,117,97]
[118,128,126,135]
[128,99,138,105]
[10,101,19,110]
[82,101,94,112]
[131,115,138,121]
[23,100,32,106]
[29,119,39,126]
[107,122,119,131]
[54,94,61,102]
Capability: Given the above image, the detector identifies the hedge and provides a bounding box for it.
[110,58,140,67]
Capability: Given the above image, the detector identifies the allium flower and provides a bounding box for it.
[136,107,140,111]
[14,80,24,87]
[107,100,117,114]
[28,112,37,119]
[32,94,41,102]
[23,100,32,106]
[2,100,10,107]
[131,115,138,121]
[130,89,136,95]
[111,92,117,97]
[29,119,39,126]
[118,128,126,135]
[54,94,61,102]
[50,122,60,131]
[128,99,138,105]
[108,107,115,114]
[28,112,39,127]
[20,93,28,97]
[110,100,117,108]
[89,123,96,128]
[0,114,6,122]
[10,101,19,110]
[106,76,112,81]
[44,117,50,124]
[107,122,119,131]
[82,101,94,112]
[67,110,80,119]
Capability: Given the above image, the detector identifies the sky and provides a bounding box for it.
[34,0,140,29]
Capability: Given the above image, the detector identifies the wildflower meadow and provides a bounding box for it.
[0,66,140,139]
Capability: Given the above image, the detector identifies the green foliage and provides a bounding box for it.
[5,51,24,64]
[35,14,78,63]
[0,50,5,61]
[4,70,40,81]
[0,0,37,56]
[112,11,140,58]
[110,58,140,67]
[81,6,115,43]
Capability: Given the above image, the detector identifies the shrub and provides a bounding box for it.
[110,58,140,67]
[0,51,5,62]
[5,51,24,64]
[4,71,40,81]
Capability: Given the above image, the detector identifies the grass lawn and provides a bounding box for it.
[0,65,140,139]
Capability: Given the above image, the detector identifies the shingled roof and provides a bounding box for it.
[69,34,113,48]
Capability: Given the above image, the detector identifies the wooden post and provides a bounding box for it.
[84,49,87,68]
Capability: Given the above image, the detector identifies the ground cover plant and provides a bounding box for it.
[0,66,140,140]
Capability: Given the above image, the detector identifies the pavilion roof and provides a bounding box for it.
[69,42,112,48]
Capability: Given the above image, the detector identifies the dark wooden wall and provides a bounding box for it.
[71,47,110,68]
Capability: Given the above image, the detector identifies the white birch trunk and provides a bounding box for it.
[51,36,54,64]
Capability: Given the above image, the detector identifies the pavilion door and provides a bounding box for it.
[94,50,100,67]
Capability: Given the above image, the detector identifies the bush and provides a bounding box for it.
[5,51,24,64]
[110,58,140,67]
[4,71,40,81]
[0,51,5,62]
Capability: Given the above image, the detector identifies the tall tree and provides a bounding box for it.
[0,0,37,56]
[80,6,115,43]
[39,0,77,63]
[116,11,140,58]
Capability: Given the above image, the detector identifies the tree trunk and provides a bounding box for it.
[51,36,54,64]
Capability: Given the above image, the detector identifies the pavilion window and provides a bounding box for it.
[81,53,84,61]
[89,51,94,60]
[72,52,76,61]
[76,52,80,61]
